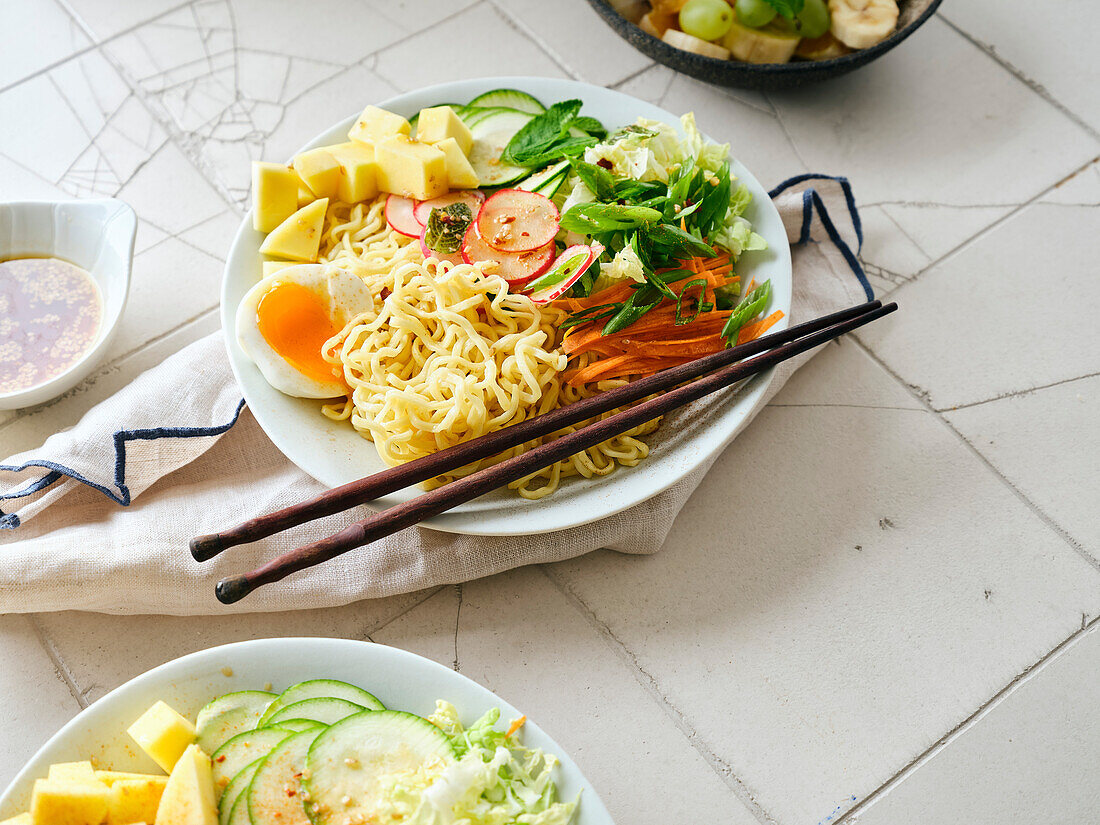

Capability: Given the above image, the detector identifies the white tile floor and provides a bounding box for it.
[1,1,1098,823]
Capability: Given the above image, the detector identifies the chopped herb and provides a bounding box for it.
[674,278,708,325]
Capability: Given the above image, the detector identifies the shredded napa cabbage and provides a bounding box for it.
[399,701,577,825]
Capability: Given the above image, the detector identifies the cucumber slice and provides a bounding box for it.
[516,161,570,196]
[303,711,457,825]
[265,697,365,727]
[228,794,251,825]
[196,691,277,756]
[261,718,324,733]
[212,728,294,801]
[467,88,546,115]
[258,680,385,726]
[246,728,325,825]
[461,106,524,128]
[468,110,534,188]
[218,758,262,825]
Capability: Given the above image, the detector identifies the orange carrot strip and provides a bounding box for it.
[506,716,527,737]
[736,309,785,345]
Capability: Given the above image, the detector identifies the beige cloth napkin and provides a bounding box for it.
[0,177,872,614]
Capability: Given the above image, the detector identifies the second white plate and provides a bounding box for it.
[221,76,792,536]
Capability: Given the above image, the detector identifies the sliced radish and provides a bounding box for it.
[476,188,559,253]
[524,243,603,304]
[419,223,464,267]
[386,195,422,237]
[462,223,555,285]
[413,190,485,225]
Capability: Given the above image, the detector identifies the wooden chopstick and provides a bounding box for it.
[191,299,884,563]
[211,301,896,604]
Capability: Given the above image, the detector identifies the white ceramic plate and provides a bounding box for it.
[222,77,792,536]
[0,638,614,824]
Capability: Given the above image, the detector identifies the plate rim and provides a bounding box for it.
[0,637,615,825]
[220,76,792,536]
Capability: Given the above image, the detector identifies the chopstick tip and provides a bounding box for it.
[190,533,225,562]
[215,575,252,604]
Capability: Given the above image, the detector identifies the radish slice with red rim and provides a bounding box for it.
[413,190,485,225]
[476,189,559,253]
[462,223,555,285]
[386,195,422,238]
[524,243,603,304]
[419,223,464,267]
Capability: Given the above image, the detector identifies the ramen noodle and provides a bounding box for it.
[317,197,658,499]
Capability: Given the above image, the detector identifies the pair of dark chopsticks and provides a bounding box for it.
[193,299,896,604]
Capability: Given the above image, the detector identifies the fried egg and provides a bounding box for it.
[236,263,374,398]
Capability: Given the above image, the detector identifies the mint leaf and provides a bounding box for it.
[502,99,582,164]
[762,0,804,19]
[424,202,472,254]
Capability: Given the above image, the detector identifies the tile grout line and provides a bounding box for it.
[837,615,1100,823]
[937,13,1100,143]
[539,565,782,825]
[26,615,91,710]
[934,370,1100,413]
[484,0,584,82]
[851,336,1100,571]
[361,586,445,638]
[891,154,1099,287]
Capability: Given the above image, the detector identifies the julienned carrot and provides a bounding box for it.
[563,309,733,355]
[506,716,527,737]
[736,309,785,345]
[557,256,734,313]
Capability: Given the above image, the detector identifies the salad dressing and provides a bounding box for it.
[0,256,102,395]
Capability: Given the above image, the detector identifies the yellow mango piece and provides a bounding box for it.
[31,778,110,825]
[261,261,297,276]
[258,198,329,262]
[251,162,300,234]
[95,772,163,787]
[153,745,216,825]
[375,135,448,201]
[435,137,479,189]
[126,701,196,774]
[293,147,341,199]
[347,105,410,144]
[415,106,473,156]
[326,142,378,203]
[296,185,314,208]
[106,777,167,825]
[47,762,99,784]
[1,814,32,825]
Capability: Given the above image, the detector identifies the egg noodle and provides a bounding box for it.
[316,196,660,498]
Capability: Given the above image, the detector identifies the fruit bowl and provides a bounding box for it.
[586,0,942,90]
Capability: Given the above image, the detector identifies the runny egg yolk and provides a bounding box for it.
[256,281,342,385]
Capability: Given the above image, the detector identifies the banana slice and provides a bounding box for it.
[828,0,898,49]
[721,19,799,64]
[662,28,732,59]
[795,31,851,60]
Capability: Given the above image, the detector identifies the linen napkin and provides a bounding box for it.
[0,176,872,615]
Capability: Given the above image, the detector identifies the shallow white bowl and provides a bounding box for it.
[0,198,137,409]
[222,77,792,535]
[0,638,614,825]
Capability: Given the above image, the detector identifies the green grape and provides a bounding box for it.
[795,0,830,38]
[734,0,777,29]
[680,0,734,41]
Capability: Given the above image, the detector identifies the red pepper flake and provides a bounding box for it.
[215,755,227,763]
[596,159,612,169]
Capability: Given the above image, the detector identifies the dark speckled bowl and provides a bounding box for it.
[586,0,943,90]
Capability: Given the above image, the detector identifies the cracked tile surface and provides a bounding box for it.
[2,2,1100,823]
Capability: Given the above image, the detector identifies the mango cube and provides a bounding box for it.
[261,260,297,276]
[435,137,479,189]
[47,762,98,784]
[415,106,473,156]
[375,136,448,201]
[95,771,163,786]
[296,185,314,208]
[348,105,410,144]
[106,777,167,825]
[30,778,110,825]
[126,701,196,774]
[251,162,300,234]
[327,142,378,203]
[153,745,216,825]
[1,814,32,825]
[293,147,341,199]
[258,198,329,262]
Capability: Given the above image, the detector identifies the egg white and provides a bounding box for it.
[236,263,374,398]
